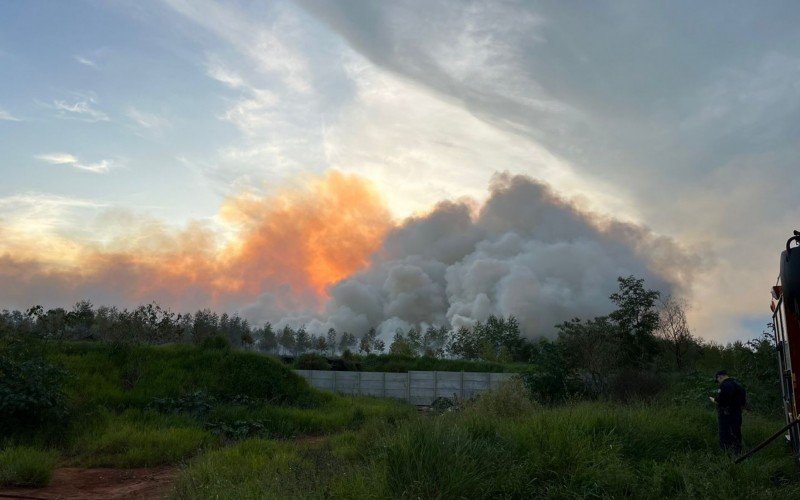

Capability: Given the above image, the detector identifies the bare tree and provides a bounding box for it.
[656,295,694,370]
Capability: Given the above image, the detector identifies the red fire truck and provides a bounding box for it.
[770,230,800,458]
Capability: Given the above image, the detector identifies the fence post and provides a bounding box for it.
[433,371,438,401]
[485,371,491,391]
[406,372,411,402]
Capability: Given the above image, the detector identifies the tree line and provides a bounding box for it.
[0,275,779,408]
[0,275,692,364]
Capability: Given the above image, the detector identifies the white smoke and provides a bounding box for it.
[272,173,697,341]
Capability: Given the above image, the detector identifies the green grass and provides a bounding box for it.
[4,341,414,471]
[8,340,799,499]
[0,446,59,487]
[49,342,319,410]
[172,385,800,499]
[69,409,213,467]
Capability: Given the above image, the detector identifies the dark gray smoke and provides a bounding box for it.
[278,173,698,340]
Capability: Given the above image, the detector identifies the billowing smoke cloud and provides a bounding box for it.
[1,171,697,341]
[285,173,698,339]
[0,171,391,313]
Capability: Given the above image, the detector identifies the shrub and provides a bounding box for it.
[329,356,361,371]
[521,367,583,404]
[0,446,59,487]
[200,335,230,351]
[0,340,68,436]
[430,396,457,413]
[205,420,266,440]
[467,378,537,419]
[147,391,217,418]
[609,369,666,403]
[294,353,331,370]
[52,342,319,409]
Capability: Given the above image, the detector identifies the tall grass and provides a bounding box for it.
[5,341,414,473]
[50,342,319,410]
[0,446,59,487]
[173,386,800,499]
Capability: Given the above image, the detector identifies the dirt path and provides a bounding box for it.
[0,467,177,500]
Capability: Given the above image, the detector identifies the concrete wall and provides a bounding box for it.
[294,370,516,405]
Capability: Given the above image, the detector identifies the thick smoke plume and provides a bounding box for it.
[0,171,391,313]
[1,171,696,341]
[284,173,697,339]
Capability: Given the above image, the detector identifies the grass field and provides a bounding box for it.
[1,341,412,485]
[2,340,799,498]
[172,380,800,499]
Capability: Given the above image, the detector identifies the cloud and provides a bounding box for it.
[126,107,169,133]
[163,0,312,93]
[36,153,113,174]
[158,0,350,191]
[0,171,698,343]
[0,108,20,121]
[292,1,800,341]
[41,95,109,122]
[74,56,99,69]
[207,61,245,89]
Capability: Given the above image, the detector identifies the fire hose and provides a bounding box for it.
[734,419,800,464]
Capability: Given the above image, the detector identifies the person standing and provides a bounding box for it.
[712,370,747,454]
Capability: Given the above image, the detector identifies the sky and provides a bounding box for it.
[1,0,799,342]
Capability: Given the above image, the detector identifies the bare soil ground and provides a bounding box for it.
[0,467,177,500]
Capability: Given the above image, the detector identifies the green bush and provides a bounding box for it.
[0,446,59,487]
[294,353,331,370]
[0,340,68,436]
[50,342,319,409]
[466,378,537,418]
[609,368,667,403]
[200,335,230,351]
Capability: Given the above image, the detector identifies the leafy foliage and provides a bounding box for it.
[0,338,68,437]
[294,353,332,370]
[609,275,661,367]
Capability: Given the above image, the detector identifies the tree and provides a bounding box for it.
[609,276,660,368]
[556,316,620,395]
[406,327,422,356]
[338,331,357,354]
[313,335,328,353]
[295,327,311,356]
[326,328,337,356]
[448,326,480,359]
[278,326,296,356]
[67,300,95,339]
[193,309,219,345]
[656,296,694,370]
[389,330,415,356]
[359,328,379,354]
[421,326,450,358]
[259,322,278,353]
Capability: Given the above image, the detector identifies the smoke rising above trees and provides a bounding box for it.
[287,173,696,341]
[0,171,697,342]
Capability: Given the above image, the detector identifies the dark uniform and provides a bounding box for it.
[716,377,746,454]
